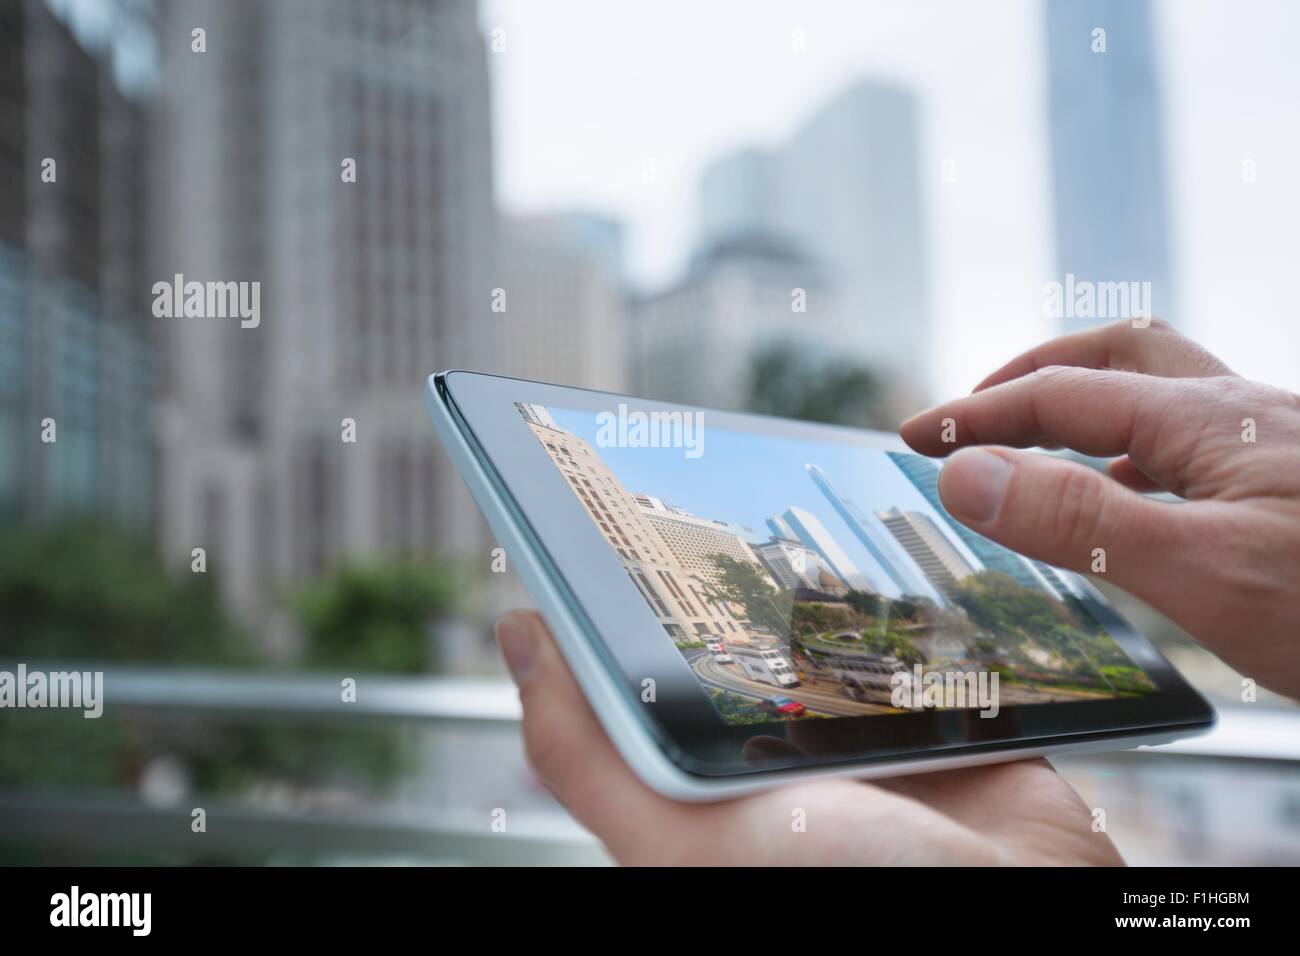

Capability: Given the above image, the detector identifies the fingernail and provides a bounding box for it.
[942,448,1012,523]
[496,616,538,685]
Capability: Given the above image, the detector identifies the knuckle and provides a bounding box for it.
[1028,364,1077,389]
[1209,377,1294,419]
[1045,465,1107,555]
[1255,382,1300,416]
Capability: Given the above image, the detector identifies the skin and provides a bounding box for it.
[495,319,1299,865]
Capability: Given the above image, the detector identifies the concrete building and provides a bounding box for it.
[0,0,154,528]
[517,404,749,645]
[694,78,930,398]
[876,507,977,602]
[497,213,626,391]
[153,0,497,643]
[886,450,1063,600]
[774,507,877,594]
[632,494,776,590]
[754,537,847,594]
[630,234,844,411]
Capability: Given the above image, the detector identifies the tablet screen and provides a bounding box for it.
[516,401,1157,727]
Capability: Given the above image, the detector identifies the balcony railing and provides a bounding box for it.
[3,665,1298,865]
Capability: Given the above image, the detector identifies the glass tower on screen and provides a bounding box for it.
[804,463,939,603]
[885,451,1068,600]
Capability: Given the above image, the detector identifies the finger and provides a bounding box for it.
[900,365,1196,492]
[936,445,1210,601]
[497,614,994,865]
[1107,455,1164,494]
[876,759,1054,825]
[494,611,683,857]
[974,318,1234,392]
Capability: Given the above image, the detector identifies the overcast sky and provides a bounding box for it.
[483,0,1300,399]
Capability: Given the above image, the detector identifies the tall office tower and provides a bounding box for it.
[154,0,497,640]
[875,507,977,601]
[766,515,796,542]
[630,234,844,410]
[697,147,783,247]
[885,450,1063,599]
[692,78,930,400]
[804,463,936,602]
[516,404,750,645]
[497,213,627,392]
[778,506,877,594]
[1045,0,1176,330]
[0,0,154,527]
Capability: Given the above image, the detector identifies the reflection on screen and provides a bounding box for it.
[517,402,1155,726]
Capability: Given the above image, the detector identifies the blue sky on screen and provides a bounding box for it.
[549,406,982,599]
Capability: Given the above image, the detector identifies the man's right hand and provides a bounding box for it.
[900,319,1300,700]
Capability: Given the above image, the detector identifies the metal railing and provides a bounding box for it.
[3,665,1298,865]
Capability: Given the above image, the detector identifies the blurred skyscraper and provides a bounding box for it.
[1045,0,1176,330]
[498,212,627,392]
[153,0,497,643]
[0,0,154,527]
[631,234,841,410]
[688,77,930,403]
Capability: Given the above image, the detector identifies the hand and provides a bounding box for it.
[900,318,1300,700]
[494,610,1123,866]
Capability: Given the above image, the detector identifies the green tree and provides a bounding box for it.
[845,589,886,620]
[0,519,251,664]
[743,344,895,428]
[858,629,926,666]
[292,560,462,673]
[950,571,1063,637]
[704,554,793,641]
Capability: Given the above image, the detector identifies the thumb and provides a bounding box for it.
[936,446,1191,598]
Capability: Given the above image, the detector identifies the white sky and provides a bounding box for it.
[482,0,1300,399]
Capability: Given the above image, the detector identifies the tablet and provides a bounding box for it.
[427,370,1214,800]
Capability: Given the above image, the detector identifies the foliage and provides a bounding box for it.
[856,629,925,666]
[743,343,895,429]
[950,571,1151,691]
[0,519,252,664]
[291,560,461,673]
[0,523,464,814]
[707,688,772,724]
[844,589,887,619]
[950,572,1069,637]
[790,600,857,637]
[704,554,793,640]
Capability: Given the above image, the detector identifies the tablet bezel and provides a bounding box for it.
[439,370,1215,779]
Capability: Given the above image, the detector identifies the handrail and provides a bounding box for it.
[4,663,1298,759]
